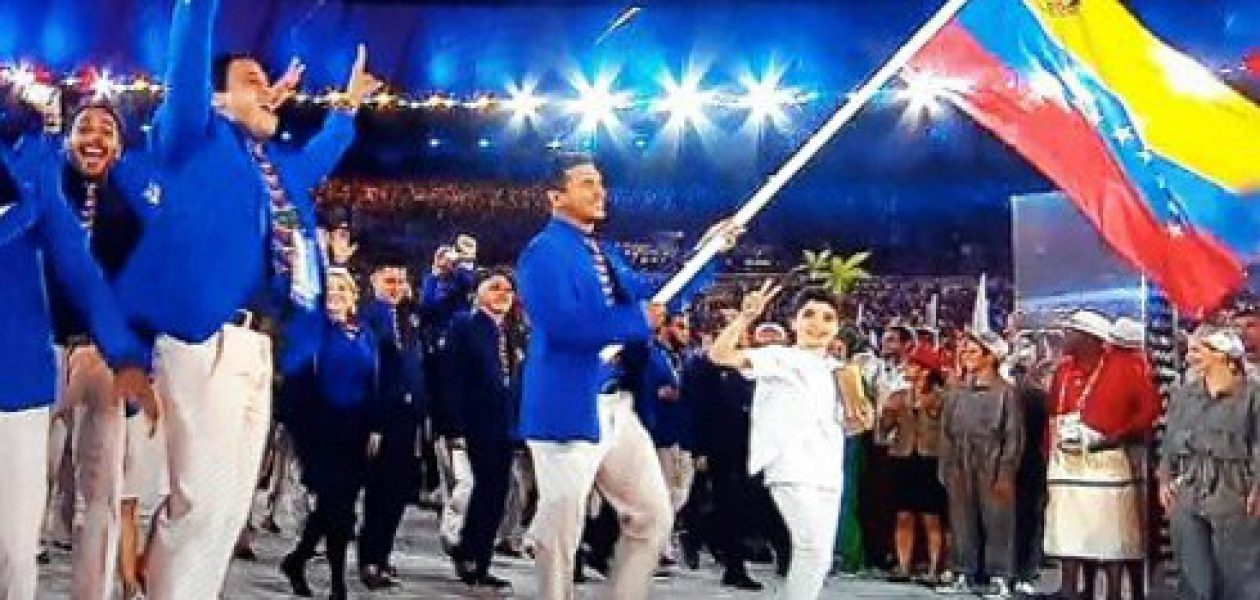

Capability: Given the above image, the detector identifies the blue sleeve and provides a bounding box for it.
[439,317,470,436]
[35,189,150,370]
[153,0,217,164]
[289,111,356,194]
[419,274,442,313]
[112,154,161,224]
[516,239,652,349]
[605,243,719,314]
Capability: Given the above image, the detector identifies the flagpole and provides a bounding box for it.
[649,0,970,305]
[600,0,969,362]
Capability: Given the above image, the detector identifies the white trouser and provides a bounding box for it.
[143,326,272,600]
[437,437,474,547]
[496,449,535,547]
[527,392,673,600]
[66,346,128,600]
[264,426,308,531]
[657,445,695,515]
[0,407,51,600]
[770,483,843,600]
[43,346,75,547]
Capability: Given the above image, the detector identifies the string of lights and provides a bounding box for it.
[0,62,819,118]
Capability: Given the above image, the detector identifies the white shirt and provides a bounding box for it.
[742,345,846,491]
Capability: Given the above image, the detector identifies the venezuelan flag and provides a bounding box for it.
[907,0,1260,316]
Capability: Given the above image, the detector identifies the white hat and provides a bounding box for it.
[1110,317,1145,349]
[1200,329,1246,359]
[966,329,1010,361]
[1060,309,1112,341]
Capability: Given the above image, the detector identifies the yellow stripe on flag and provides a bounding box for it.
[1026,0,1260,191]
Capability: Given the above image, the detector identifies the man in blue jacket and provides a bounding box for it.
[114,1,381,596]
[515,153,742,599]
[25,95,163,600]
[442,270,523,590]
[357,259,428,589]
[0,129,155,600]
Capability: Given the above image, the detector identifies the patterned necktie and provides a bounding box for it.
[497,322,512,386]
[391,307,402,348]
[247,140,318,309]
[583,235,616,307]
[80,182,98,232]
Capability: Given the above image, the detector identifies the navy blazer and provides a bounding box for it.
[0,151,148,412]
[116,0,355,374]
[359,299,427,421]
[516,218,716,442]
[441,309,521,443]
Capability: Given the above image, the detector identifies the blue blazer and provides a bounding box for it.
[359,299,427,420]
[441,309,520,443]
[0,151,148,412]
[116,0,355,373]
[515,218,715,442]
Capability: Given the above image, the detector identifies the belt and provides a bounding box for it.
[63,334,94,349]
[230,310,273,334]
[599,380,627,395]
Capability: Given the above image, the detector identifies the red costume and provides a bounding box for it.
[1081,348,1162,442]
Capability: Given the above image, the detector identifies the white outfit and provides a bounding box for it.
[0,407,50,600]
[527,392,673,600]
[123,407,170,504]
[65,346,129,600]
[436,436,474,548]
[657,446,695,515]
[743,346,847,600]
[142,326,273,600]
[43,346,75,548]
[496,449,535,548]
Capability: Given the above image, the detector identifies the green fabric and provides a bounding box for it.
[834,435,867,571]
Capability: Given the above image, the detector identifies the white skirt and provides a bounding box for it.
[1043,445,1145,560]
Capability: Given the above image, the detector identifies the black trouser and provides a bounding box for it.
[861,441,896,570]
[709,457,761,575]
[457,434,514,573]
[580,498,621,574]
[293,486,359,591]
[359,414,420,569]
[1014,457,1047,580]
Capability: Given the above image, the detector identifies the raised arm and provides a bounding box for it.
[708,280,780,370]
[153,0,218,164]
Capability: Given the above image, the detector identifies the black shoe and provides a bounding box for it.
[495,541,524,558]
[36,550,50,565]
[234,545,258,562]
[475,572,512,589]
[454,559,480,585]
[261,517,282,534]
[887,568,913,583]
[585,554,611,578]
[360,565,398,590]
[573,568,589,584]
[721,571,764,591]
[281,553,313,597]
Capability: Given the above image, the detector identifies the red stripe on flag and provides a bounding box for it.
[908,23,1243,315]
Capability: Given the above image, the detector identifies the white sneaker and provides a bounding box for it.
[983,579,1014,599]
[935,577,974,595]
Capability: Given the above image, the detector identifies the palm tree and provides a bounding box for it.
[793,248,872,296]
